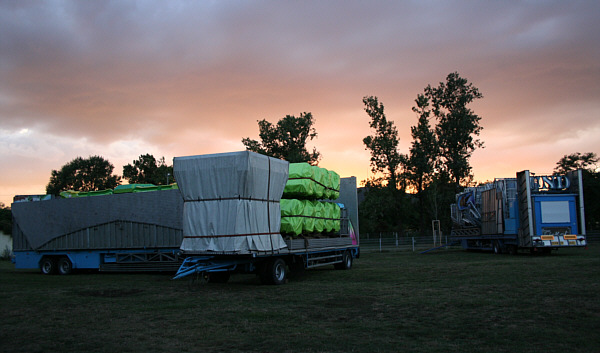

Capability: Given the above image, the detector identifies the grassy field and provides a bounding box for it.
[1,247,599,353]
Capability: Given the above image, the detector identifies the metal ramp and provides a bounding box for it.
[173,256,246,280]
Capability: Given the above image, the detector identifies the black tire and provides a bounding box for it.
[57,257,73,275]
[334,251,352,270]
[259,258,287,285]
[208,271,231,283]
[40,257,56,275]
[507,245,517,255]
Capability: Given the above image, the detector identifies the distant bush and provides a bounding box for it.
[0,204,11,235]
[0,246,11,261]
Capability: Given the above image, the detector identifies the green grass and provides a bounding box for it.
[1,247,599,353]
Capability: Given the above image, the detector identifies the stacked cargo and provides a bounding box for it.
[173,151,289,253]
[280,163,341,236]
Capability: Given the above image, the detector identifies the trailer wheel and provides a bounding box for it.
[40,257,56,275]
[57,257,73,275]
[334,251,352,270]
[260,258,287,285]
[507,245,518,255]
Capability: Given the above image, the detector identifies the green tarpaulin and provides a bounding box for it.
[283,163,340,200]
[60,183,180,198]
[280,199,341,236]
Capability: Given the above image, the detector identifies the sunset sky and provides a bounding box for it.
[1,1,599,206]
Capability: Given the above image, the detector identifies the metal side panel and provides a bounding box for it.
[285,237,354,251]
[517,170,534,247]
[36,221,183,251]
[336,177,360,243]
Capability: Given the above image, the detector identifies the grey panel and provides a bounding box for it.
[36,221,182,251]
[12,189,183,250]
[334,177,359,241]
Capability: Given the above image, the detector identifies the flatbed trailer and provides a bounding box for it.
[174,237,359,284]
[172,183,360,284]
[450,169,587,254]
[171,151,360,284]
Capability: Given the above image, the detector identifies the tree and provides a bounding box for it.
[242,112,320,164]
[361,96,414,234]
[425,72,483,188]
[0,203,11,236]
[406,94,438,233]
[362,96,407,190]
[554,152,598,174]
[46,156,120,195]
[123,154,174,185]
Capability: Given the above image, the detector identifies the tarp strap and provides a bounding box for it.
[183,232,281,239]
[287,177,340,192]
[267,157,273,252]
[185,197,280,202]
[282,215,342,220]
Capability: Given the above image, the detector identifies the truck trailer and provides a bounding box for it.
[450,169,587,254]
[12,151,360,284]
[11,187,184,274]
[170,151,360,284]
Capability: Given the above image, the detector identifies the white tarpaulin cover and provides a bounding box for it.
[174,151,289,253]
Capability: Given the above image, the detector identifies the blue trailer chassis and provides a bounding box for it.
[13,248,182,274]
[173,246,360,284]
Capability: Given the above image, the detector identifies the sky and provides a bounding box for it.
[1,0,599,206]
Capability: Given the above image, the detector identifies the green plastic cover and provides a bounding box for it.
[283,163,340,200]
[159,183,179,191]
[114,184,156,194]
[280,199,341,236]
[60,190,79,198]
[77,189,113,197]
[133,185,160,193]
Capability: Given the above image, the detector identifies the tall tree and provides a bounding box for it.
[242,112,320,164]
[46,156,120,195]
[554,152,598,174]
[425,72,483,188]
[407,94,438,194]
[362,96,406,190]
[407,93,438,233]
[123,154,173,185]
[361,96,413,234]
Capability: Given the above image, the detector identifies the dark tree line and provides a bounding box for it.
[46,154,174,196]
